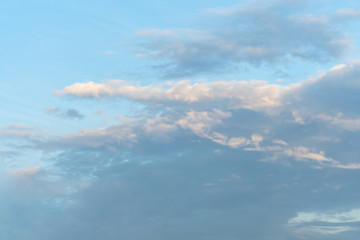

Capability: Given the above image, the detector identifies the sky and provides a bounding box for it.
[1,0,360,239]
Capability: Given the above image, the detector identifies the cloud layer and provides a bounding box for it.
[2,1,360,239]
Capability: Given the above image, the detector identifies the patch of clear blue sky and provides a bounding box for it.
[1,0,359,134]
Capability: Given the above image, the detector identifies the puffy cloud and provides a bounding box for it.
[51,62,360,171]
[176,109,231,136]
[54,61,360,122]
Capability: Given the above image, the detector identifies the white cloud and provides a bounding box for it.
[272,139,288,146]
[176,109,231,136]
[55,80,287,111]
[144,115,178,139]
[293,226,355,235]
[284,146,333,163]
[333,163,360,170]
[288,208,360,236]
[289,208,360,225]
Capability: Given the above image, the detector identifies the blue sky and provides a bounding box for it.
[2,0,360,239]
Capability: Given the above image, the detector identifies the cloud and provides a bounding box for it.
[105,50,117,55]
[11,167,40,178]
[313,113,360,131]
[4,1,360,239]
[289,208,360,224]
[51,62,360,170]
[45,107,84,120]
[288,208,360,236]
[284,146,333,163]
[55,61,360,125]
[334,163,360,170]
[64,109,84,120]
[283,61,360,128]
[334,8,360,20]
[293,226,355,235]
[45,107,59,114]
[0,124,43,139]
[50,125,137,149]
[54,80,287,110]
[176,109,231,135]
[8,59,360,238]
[135,1,351,77]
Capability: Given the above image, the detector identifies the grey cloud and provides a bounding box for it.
[45,107,84,120]
[4,1,360,239]
[8,142,360,240]
[136,1,351,78]
[8,64,360,239]
[0,168,73,240]
[288,63,360,117]
[63,109,84,120]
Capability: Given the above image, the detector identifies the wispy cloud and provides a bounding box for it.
[135,1,351,77]
[333,8,360,20]
[45,107,84,120]
[288,208,360,236]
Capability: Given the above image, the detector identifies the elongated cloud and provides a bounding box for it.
[288,209,360,236]
[54,80,287,110]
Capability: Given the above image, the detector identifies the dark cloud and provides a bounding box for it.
[63,109,84,120]
[4,144,360,240]
[45,107,84,120]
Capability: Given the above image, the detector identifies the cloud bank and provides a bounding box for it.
[3,0,360,239]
